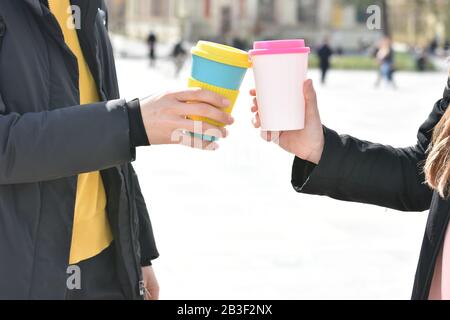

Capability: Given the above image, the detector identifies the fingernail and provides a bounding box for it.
[223,99,230,106]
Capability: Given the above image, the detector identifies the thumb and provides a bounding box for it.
[303,79,319,117]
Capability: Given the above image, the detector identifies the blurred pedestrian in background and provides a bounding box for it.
[317,37,334,85]
[147,32,157,67]
[428,37,439,56]
[415,47,428,72]
[172,40,188,78]
[375,37,396,89]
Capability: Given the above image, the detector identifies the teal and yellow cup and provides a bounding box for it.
[188,41,251,141]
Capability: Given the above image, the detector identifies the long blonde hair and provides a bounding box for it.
[424,68,450,198]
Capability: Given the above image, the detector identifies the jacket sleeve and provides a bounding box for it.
[292,97,450,212]
[0,98,135,185]
[129,164,159,266]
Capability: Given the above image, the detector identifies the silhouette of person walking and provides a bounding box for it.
[375,37,396,89]
[172,40,187,78]
[317,37,333,85]
[147,32,157,67]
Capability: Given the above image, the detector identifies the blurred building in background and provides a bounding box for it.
[106,0,126,33]
[390,0,450,49]
[105,0,449,51]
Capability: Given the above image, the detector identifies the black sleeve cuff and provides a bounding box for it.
[291,157,317,190]
[291,126,343,194]
[126,99,150,147]
[141,260,153,267]
[141,252,159,267]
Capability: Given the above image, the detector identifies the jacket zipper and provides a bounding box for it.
[119,169,144,299]
[45,0,142,298]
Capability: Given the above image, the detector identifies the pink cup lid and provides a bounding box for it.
[249,39,310,56]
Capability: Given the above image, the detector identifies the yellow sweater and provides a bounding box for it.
[48,0,113,265]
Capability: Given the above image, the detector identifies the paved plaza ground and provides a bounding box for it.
[115,55,449,300]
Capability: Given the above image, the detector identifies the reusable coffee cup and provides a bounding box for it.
[188,41,251,141]
[249,40,310,131]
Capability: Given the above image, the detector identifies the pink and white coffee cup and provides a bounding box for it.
[249,40,310,131]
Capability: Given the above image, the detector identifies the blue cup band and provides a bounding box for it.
[191,55,247,90]
[189,132,217,142]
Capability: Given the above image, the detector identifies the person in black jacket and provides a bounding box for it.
[0,0,233,300]
[317,37,333,85]
[147,32,157,67]
[250,73,450,300]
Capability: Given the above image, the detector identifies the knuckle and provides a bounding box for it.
[219,113,228,122]
[214,94,224,105]
[166,104,178,114]
[204,90,219,103]
[191,88,203,98]
[201,89,213,98]
[198,104,210,115]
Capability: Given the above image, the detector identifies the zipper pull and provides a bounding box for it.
[139,280,146,297]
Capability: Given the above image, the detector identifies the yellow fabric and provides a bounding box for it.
[48,0,113,265]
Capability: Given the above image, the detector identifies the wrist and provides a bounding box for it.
[299,133,324,165]
[306,141,324,165]
[126,98,150,147]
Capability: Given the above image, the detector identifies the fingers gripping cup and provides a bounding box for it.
[188,41,251,141]
[249,40,310,131]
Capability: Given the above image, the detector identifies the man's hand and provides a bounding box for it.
[140,88,234,150]
[251,80,325,164]
[142,266,159,300]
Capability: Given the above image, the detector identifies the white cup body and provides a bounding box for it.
[251,53,309,131]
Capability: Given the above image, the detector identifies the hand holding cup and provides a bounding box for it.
[140,88,234,151]
[249,39,324,164]
[251,80,324,164]
[187,41,251,141]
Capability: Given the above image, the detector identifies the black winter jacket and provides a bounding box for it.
[292,80,450,300]
[0,0,158,299]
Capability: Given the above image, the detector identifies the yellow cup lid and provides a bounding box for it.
[191,41,251,69]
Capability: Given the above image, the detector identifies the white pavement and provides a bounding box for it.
[115,56,449,300]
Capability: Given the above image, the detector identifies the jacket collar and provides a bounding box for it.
[23,0,99,28]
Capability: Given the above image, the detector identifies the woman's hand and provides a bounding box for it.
[142,266,159,300]
[251,80,325,164]
[140,88,234,150]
